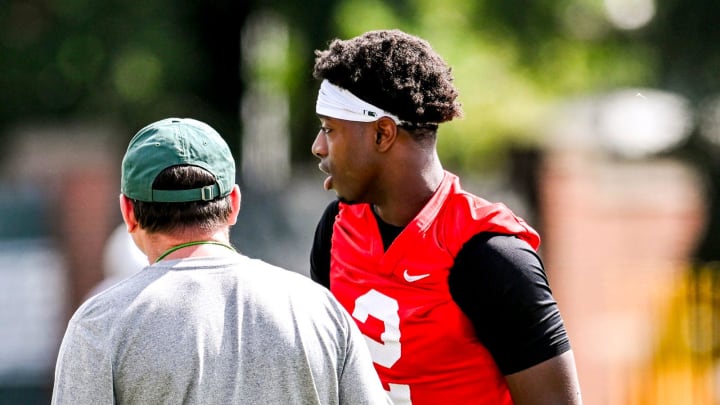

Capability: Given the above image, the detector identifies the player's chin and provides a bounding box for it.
[332,182,362,205]
[335,186,366,205]
[336,195,362,205]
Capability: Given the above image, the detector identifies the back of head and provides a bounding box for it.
[313,29,463,127]
[121,118,236,234]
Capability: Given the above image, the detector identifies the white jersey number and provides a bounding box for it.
[352,289,412,404]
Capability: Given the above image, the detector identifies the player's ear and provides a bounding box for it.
[119,194,138,233]
[374,116,397,152]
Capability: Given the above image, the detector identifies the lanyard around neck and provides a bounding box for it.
[155,240,236,263]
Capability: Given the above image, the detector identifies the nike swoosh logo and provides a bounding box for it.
[403,269,430,282]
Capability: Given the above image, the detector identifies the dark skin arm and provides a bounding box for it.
[505,350,582,404]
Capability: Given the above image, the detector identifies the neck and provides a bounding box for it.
[140,228,235,263]
[373,154,444,226]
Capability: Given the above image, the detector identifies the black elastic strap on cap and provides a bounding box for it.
[151,184,222,202]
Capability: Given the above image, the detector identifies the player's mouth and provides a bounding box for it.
[318,163,333,191]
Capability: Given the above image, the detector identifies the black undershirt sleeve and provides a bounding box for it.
[448,233,571,375]
[309,200,339,289]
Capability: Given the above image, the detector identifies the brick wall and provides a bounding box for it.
[538,149,706,404]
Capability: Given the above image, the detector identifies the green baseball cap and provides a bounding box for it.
[121,118,235,202]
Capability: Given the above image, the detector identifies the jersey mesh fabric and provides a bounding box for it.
[328,172,540,404]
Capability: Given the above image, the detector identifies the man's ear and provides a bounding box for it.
[374,116,398,152]
[228,185,242,226]
[119,194,138,233]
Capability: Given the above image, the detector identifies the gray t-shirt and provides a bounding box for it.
[52,255,390,405]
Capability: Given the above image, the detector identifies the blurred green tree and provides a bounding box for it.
[3,1,720,260]
[0,0,246,149]
[642,0,720,261]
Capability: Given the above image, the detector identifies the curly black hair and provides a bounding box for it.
[313,29,463,127]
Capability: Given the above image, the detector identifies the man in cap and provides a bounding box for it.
[52,117,390,404]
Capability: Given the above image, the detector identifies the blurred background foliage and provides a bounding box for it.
[0,0,245,149]
[4,0,720,257]
[1,0,716,171]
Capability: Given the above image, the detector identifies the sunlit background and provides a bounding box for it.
[1,0,719,404]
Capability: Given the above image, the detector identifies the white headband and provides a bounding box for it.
[316,79,402,124]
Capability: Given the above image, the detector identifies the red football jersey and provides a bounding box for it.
[330,172,540,404]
